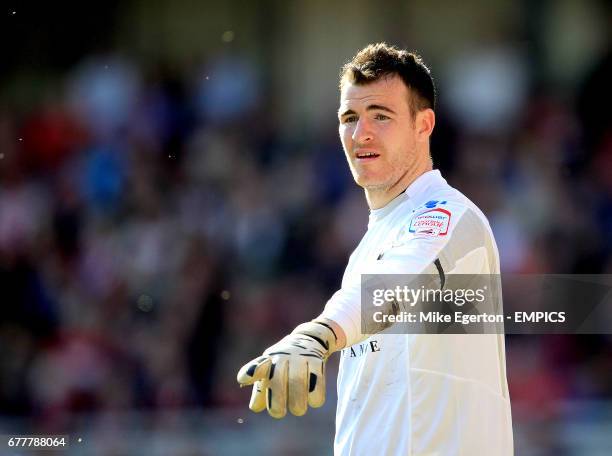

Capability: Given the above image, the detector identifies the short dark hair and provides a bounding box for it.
[339,43,436,116]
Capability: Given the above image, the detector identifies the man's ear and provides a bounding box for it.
[416,108,435,142]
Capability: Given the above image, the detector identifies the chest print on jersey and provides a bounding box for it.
[342,339,382,357]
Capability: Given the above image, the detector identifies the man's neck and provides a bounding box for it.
[365,159,433,210]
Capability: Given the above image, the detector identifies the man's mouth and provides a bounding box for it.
[355,151,380,160]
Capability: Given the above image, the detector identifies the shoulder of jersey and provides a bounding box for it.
[405,196,470,238]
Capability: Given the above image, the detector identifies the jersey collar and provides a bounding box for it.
[368,169,445,224]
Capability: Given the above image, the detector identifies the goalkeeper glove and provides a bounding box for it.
[236,320,339,418]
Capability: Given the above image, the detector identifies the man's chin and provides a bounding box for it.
[354,175,388,190]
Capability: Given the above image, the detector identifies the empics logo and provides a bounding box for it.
[409,208,451,236]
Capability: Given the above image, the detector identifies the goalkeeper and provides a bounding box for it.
[237,43,513,455]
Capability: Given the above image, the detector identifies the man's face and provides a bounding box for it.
[338,75,418,190]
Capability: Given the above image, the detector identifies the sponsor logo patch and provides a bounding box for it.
[408,208,451,236]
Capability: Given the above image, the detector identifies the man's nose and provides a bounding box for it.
[352,119,374,143]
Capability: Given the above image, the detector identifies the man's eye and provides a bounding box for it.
[342,116,357,124]
[375,114,390,120]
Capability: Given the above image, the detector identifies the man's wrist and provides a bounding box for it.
[312,318,347,351]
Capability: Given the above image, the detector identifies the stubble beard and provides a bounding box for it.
[359,145,418,195]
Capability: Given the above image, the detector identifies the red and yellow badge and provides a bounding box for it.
[408,208,451,236]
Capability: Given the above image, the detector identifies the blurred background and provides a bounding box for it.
[0,0,611,454]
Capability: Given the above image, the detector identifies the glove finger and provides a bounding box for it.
[307,359,326,408]
[237,356,271,386]
[249,379,267,412]
[288,358,308,416]
[267,358,288,419]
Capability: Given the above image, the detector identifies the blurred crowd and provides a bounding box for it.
[1,42,611,437]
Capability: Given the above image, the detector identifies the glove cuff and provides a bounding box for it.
[291,321,339,354]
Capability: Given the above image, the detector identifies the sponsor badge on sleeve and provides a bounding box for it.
[408,208,451,236]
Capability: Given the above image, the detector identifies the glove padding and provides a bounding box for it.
[237,321,338,418]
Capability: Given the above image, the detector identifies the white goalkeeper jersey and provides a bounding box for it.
[321,170,513,456]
